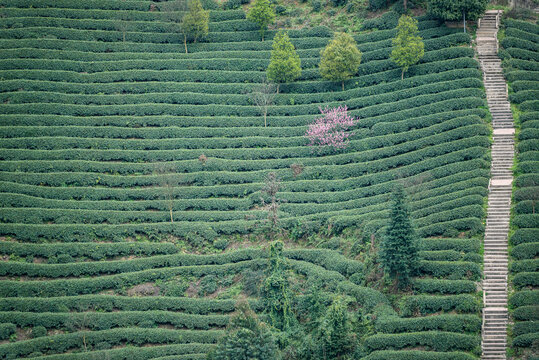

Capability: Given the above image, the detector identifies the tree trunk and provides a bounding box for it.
[264,111,267,127]
[123,31,126,42]
[463,11,466,33]
[401,68,404,80]
[184,35,188,54]
[403,0,407,10]
[170,208,174,223]
[341,81,344,91]
[276,83,280,94]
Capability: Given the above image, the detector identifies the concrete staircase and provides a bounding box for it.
[476,10,513,360]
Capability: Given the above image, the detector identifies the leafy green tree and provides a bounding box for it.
[247,0,275,41]
[299,296,354,359]
[318,297,353,359]
[267,31,302,93]
[379,184,419,289]
[427,0,488,32]
[263,241,293,332]
[208,300,280,360]
[319,32,362,91]
[181,0,209,52]
[390,15,424,80]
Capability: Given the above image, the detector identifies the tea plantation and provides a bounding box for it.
[501,18,539,358]
[0,0,494,358]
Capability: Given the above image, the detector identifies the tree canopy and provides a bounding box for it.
[319,32,362,91]
[267,31,302,93]
[209,300,279,360]
[427,0,488,22]
[181,0,209,44]
[379,185,419,288]
[390,15,424,80]
[247,0,276,41]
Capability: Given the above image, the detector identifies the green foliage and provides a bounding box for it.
[208,301,279,360]
[319,32,362,90]
[400,294,480,316]
[510,291,539,309]
[317,296,354,358]
[296,296,355,359]
[0,323,16,341]
[181,0,210,52]
[31,325,47,338]
[263,241,293,331]
[379,185,419,288]
[427,0,488,22]
[247,0,275,41]
[369,0,396,11]
[375,314,481,334]
[0,328,221,359]
[363,331,480,352]
[267,31,302,91]
[363,350,476,360]
[391,15,425,80]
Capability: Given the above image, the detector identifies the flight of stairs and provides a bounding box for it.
[476,10,513,360]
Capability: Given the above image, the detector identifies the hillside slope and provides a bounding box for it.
[500,18,539,359]
[0,0,491,358]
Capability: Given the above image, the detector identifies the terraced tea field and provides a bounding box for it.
[501,18,539,357]
[0,0,493,358]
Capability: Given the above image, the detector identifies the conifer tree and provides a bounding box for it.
[267,31,302,93]
[181,0,209,53]
[379,184,419,289]
[247,0,276,41]
[209,300,279,360]
[390,15,424,80]
[319,32,362,91]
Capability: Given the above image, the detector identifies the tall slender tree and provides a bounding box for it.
[247,0,275,41]
[181,0,209,49]
[263,241,293,331]
[319,32,362,91]
[250,81,277,127]
[379,184,419,289]
[390,15,424,80]
[267,31,302,93]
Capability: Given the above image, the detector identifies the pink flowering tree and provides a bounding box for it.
[305,105,358,150]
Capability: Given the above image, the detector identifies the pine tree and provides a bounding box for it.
[267,31,302,93]
[319,32,362,91]
[390,15,424,80]
[379,184,419,289]
[181,0,209,53]
[208,300,279,360]
[247,0,275,41]
[427,0,488,31]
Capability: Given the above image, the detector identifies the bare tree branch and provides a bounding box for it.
[249,81,277,127]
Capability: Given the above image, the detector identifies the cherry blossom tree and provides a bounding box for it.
[305,105,358,150]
